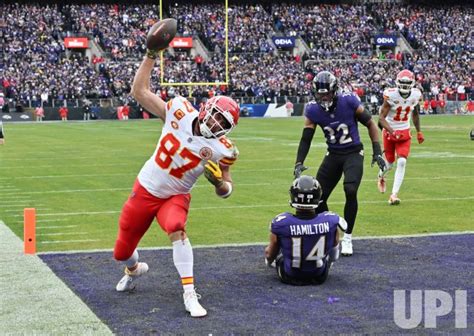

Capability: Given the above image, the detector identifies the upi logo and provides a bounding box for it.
[394,290,468,329]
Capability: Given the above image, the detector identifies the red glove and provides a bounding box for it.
[417,131,425,144]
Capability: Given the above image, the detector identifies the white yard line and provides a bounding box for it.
[37,232,88,237]
[0,175,472,197]
[38,239,101,244]
[9,196,474,217]
[0,220,111,334]
[37,225,79,230]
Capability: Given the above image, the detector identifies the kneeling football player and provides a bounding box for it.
[265,176,347,285]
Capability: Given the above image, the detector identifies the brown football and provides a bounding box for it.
[146,18,177,51]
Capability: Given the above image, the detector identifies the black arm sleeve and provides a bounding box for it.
[356,110,372,126]
[295,127,315,164]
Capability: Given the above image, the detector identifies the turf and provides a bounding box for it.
[0,115,473,252]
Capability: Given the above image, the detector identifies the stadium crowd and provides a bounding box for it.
[0,2,472,109]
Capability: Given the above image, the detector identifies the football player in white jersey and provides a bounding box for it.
[113,48,239,318]
[377,69,425,205]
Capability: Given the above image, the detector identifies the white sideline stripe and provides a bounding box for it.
[38,239,101,244]
[9,196,474,217]
[0,201,32,204]
[37,231,474,255]
[0,220,112,334]
[37,225,79,230]
[1,175,473,197]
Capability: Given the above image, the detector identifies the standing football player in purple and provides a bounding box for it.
[265,175,347,285]
[294,71,386,256]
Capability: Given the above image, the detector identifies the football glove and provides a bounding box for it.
[294,162,308,178]
[417,131,425,144]
[371,142,387,172]
[204,160,223,187]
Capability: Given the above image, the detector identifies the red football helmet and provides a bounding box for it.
[396,69,415,95]
[198,96,239,138]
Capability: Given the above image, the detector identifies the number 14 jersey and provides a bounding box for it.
[138,96,238,199]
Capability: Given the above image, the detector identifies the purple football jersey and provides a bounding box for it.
[271,211,340,278]
[304,93,362,152]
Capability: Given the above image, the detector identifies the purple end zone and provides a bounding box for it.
[40,234,473,335]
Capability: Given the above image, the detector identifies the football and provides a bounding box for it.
[146,18,177,51]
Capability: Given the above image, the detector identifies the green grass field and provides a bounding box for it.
[0,115,472,252]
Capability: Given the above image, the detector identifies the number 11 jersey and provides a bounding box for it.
[383,87,422,131]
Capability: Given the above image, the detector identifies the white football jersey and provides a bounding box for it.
[383,87,422,130]
[138,96,238,198]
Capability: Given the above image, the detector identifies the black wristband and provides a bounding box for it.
[372,141,382,157]
[296,127,315,164]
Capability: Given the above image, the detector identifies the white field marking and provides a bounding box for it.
[0,173,132,180]
[1,175,473,197]
[4,208,51,212]
[0,196,32,200]
[1,163,473,181]
[411,152,474,159]
[0,188,21,191]
[37,232,88,237]
[16,219,67,223]
[1,162,133,169]
[38,239,101,244]
[0,155,143,162]
[0,220,112,334]
[37,231,474,255]
[37,225,79,230]
[1,157,473,170]
[0,200,33,204]
[2,187,130,195]
[11,196,474,218]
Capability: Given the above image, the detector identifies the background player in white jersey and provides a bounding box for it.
[377,69,425,205]
[113,46,240,317]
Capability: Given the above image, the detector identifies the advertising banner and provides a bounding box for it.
[64,37,89,48]
[374,35,397,46]
[169,37,193,48]
[272,37,296,48]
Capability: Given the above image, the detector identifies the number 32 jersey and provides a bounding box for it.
[138,96,238,199]
[304,93,362,153]
[383,88,422,131]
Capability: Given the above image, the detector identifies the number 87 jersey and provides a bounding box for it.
[383,87,422,130]
[138,96,239,199]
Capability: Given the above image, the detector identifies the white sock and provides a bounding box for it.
[124,249,139,269]
[344,233,352,240]
[172,238,194,293]
[392,157,407,195]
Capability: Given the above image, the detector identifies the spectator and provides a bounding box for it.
[35,106,45,122]
[59,106,68,121]
[430,97,438,115]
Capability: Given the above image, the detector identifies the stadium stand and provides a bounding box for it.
[0,1,472,113]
